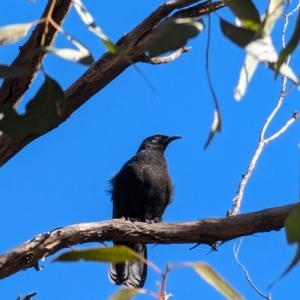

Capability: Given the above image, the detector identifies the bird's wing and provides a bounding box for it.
[111,158,145,219]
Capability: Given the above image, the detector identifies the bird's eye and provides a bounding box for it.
[156,135,162,140]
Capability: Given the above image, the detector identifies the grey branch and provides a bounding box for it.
[142,47,191,64]
[0,203,295,280]
[0,1,224,167]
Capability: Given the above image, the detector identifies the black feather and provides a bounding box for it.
[108,134,181,288]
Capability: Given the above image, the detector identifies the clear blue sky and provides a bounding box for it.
[1,1,300,299]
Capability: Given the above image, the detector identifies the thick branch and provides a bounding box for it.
[0,0,73,107]
[0,203,295,280]
[0,1,224,166]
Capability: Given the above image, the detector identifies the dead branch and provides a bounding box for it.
[0,203,294,280]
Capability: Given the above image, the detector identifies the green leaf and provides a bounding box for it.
[282,245,300,278]
[285,203,300,244]
[224,0,260,29]
[28,30,94,65]
[0,23,32,45]
[269,204,300,288]
[219,18,256,48]
[0,64,32,79]
[0,106,27,140]
[72,0,118,54]
[270,245,300,288]
[109,288,140,300]
[0,75,65,141]
[102,39,118,54]
[53,246,138,263]
[191,263,244,300]
[145,18,204,58]
[276,10,300,73]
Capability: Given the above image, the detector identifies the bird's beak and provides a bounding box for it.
[165,135,182,146]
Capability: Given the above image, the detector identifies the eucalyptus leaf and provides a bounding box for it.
[191,262,244,300]
[0,64,32,78]
[224,0,260,29]
[54,246,138,264]
[0,75,65,140]
[0,23,32,45]
[109,288,140,300]
[220,18,256,48]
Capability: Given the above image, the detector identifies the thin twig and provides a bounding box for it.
[233,239,271,300]
[230,77,292,216]
[204,12,222,149]
[266,112,300,142]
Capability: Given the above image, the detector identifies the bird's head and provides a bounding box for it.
[137,134,182,153]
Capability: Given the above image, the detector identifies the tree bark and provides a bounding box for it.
[0,203,294,280]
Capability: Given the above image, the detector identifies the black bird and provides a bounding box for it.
[108,134,181,288]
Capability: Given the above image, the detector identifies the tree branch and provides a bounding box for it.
[141,47,191,64]
[0,203,294,280]
[0,1,224,166]
[0,0,73,108]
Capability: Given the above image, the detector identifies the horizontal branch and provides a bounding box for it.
[0,203,294,280]
[0,0,224,166]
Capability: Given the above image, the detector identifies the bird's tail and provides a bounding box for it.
[108,243,147,288]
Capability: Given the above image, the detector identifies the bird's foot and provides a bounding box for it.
[145,217,160,224]
[127,217,141,223]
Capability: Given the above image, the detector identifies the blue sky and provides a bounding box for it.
[1,0,300,299]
